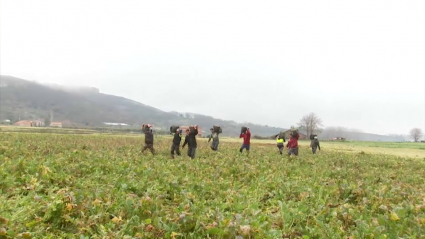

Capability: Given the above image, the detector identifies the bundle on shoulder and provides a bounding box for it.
[189,125,198,135]
[241,126,248,134]
[278,130,286,139]
[170,125,180,134]
[291,130,299,138]
[142,124,152,133]
[213,125,222,134]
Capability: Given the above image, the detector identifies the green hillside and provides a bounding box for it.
[0,75,284,136]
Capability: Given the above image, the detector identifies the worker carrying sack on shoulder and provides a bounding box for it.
[310,134,317,140]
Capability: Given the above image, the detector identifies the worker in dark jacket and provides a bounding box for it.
[310,135,321,154]
[182,126,198,159]
[208,128,219,151]
[171,129,182,158]
[276,135,285,155]
[142,126,155,155]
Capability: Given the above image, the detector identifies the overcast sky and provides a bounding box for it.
[1,0,424,135]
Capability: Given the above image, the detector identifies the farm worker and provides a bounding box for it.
[286,133,299,156]
[182,126,198,159]
[142,125,155,155]
[310,136,321,154]
[239,128,251,153]
[171,128,182,158]
[276,135,285,155]
[208,128,219,151]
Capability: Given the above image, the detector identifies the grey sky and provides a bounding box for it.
[1,0,424,135]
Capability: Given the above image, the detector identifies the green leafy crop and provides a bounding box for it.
[0,133,424,238]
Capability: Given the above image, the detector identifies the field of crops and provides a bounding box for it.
[1,132,425,238]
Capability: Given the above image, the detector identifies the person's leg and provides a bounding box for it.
[142,144,148,152]
[191,148,196,159]
[149,144,155,155]
[288,148,294,156]
[188,147,195,158]
[213,141,218,151]
[312,147,316,154]
[171,144,176,158]
[294,147,298,156]
[279,145,283,154]
[176,145,181,156]
[240,144,249,153]
[187,147,191,157]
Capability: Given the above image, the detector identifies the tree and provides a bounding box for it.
[409,128,423,142]
[298,113,323,137]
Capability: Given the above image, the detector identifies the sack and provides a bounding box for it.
[310,134,317,140]
[291,130,299,138]
[142,124,152,133]
[213,125,222,134]
[241,126,247,134]
[170,125,179,133]
[189,125,198,135]
[279,131,286,139]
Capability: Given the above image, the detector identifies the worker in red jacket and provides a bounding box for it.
[286,132,299,156]
[239,127,251,153]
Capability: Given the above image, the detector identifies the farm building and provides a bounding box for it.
[50,122,63,128]
[31,120,45,127]
[13,120,45,127]
[14,120,32,127]
[331,137,346,141]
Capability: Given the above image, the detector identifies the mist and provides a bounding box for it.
[1,0,424,136]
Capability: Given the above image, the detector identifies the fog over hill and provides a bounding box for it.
[0,75,411,141]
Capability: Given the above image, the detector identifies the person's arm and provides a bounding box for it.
[208,134,212,142]
[239,133,244,138]
[318,141,321,150]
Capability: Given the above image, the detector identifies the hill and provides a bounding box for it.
[320,127,407,142]
[0,75,285,136]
